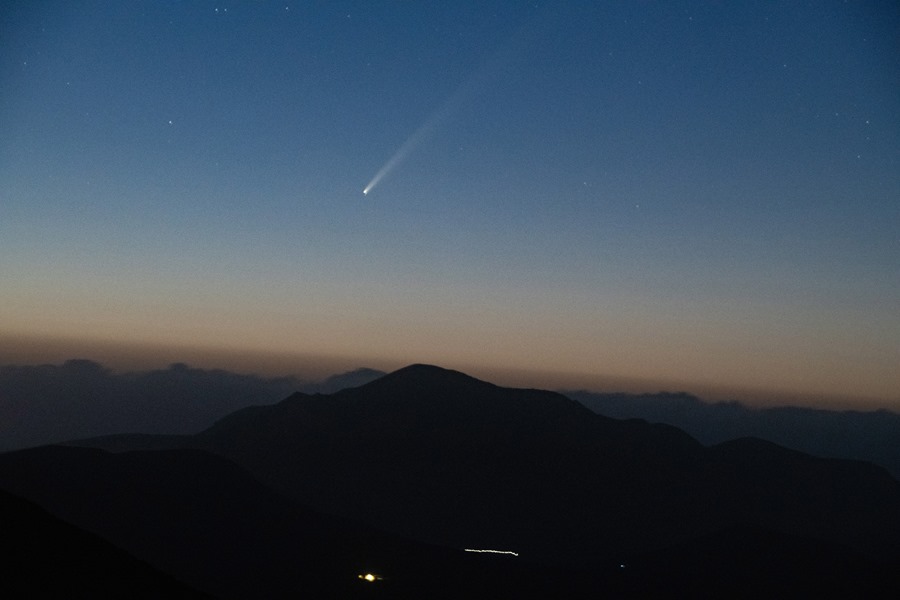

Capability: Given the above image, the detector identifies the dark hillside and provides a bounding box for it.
[182,365,900,564]
[61,365,900,595]
[0,487,206,598]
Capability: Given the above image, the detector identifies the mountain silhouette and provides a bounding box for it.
[0,445,616,599]
[8,357,895,482]
[0,445,370,598]
[1,486,206,598]
[0,360,385,451]
[70,364,900,571]
[570,389,900,478]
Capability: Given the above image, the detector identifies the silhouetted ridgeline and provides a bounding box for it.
[4,365,899,597]
[5,358,897,481]
[568,390,900,479]
[0,359,385,451]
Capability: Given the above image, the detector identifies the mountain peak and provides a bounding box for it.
[388,363,482,379]
[354,363,497,395]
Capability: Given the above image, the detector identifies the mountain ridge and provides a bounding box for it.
[570,389,900,478]
[68,364,900,565]
[7,358,897,479]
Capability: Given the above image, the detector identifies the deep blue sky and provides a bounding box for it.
[2,1,898,407]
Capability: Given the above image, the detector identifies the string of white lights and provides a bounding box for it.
[463,548,519,557]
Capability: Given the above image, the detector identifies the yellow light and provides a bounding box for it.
[358,573,377,582]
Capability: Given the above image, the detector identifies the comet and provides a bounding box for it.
[362,26,530,196]
[362,102,448,196]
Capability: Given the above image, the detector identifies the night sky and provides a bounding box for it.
[2,1,898,408]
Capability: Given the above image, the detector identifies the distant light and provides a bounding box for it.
[358,573,382,582]
[464,548,519,557]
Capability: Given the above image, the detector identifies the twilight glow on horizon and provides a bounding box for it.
[1,2,898,409]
